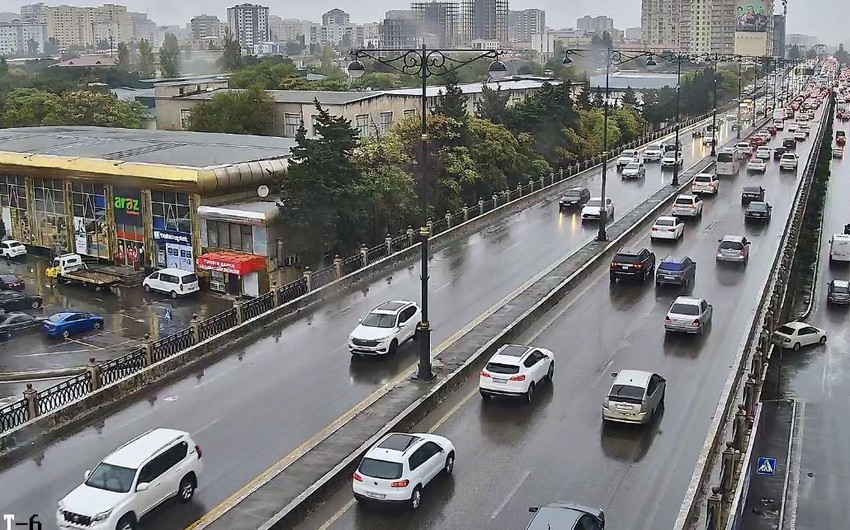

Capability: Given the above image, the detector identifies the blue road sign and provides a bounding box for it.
[757,456,776,475]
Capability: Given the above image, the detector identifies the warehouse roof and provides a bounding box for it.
[178,89,383,105]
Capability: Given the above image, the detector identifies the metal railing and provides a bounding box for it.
[100,348,146,386]
[152,328,194,364]
[0,399,28,432]
[243,291,275,321]
[37,372,92,414]
[199,308,238,342]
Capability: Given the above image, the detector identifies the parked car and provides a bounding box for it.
[610,248,656,283]
[616,149,640,169]
[716,235,750,266]
[142,268,200,299]
[826,279,850,305]
[43,311,104,338]
[772,321,827,350]
[0,239,26,259]
[671,194,703,218]
[0,312,44,339]
[650,216,685,241]
[0,274,25,291]
[558,187,591,209]
[655,256,697,288]
[526,503,605,530]
[0,290,42,313]
[353,432,454,509]
[744,201,772,222]
[747,158,767,173]
[349,300,420,356]
[664,296,713,334]
[479,344,554,401]
[644,144,664,162]
[691,173,720,195]
[57,428,203,530]
[621,161,646,179]
[602,370,666,424]
[661,151,684,168]
[755,146,772,160]
[581,197,615,223]
[779,153,799,170]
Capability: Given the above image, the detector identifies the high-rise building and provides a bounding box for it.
[773,14,786,57]
[641,0,682,51]
[708,0,735,55]
[322,8,349,26]
[227,3,269,49]
[576,15,614,36]
[44,4,131,49]
[459,0,508,45]
[268,16,304,43]
[513,8,545,43]
[380,9,420,49]
[411,1,459,48]
[0,20,48,55]
[625,27,642,41]
[128,11,155,43]
[20,3,48,24]
[191,14,222,39]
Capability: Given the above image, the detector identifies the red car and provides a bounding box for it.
[0,274,25,291]
[750,135,766,146]
[767,125,777,135]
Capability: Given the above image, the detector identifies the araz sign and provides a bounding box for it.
[113,186,143,226]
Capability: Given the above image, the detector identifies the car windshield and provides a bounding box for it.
[486,362,520,374]
[358,457,403,480]
[749,203,769,211]
[655,218,674,227]
[776,325,797,335]
[625,163,640,169]
[182,274,199,284]
[85,462,136,493]
[586,199,602,207]
[564,189,583,198]
[670,303,700,315]
[720,241,744,250]
[674,198,693,206]
[609,384,645,403]
[659,261,684,271]
[717,153,734,162]
[360,313,396,328]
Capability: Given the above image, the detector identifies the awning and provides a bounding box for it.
[197,251,265,276]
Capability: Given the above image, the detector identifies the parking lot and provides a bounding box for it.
[0,254,232,394]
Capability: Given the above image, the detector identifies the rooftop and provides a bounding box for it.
[104,428,187,468]
[51,55,117,68]
[589,72,679,90]
[178,89,382,105]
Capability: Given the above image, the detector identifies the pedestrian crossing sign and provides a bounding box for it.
[757,456,776,475]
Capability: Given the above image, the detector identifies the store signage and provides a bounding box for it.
[198,257,243,275]
[113,187,143,226]
[197,253,265,276]
[153,229,191,245]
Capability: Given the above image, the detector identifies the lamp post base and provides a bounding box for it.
[415,323,435,381]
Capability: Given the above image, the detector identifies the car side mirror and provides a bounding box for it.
[358,318,362,323]
[529,507,539,513]
[717,239,722,242]
[611,372,618,377]
[136,482,150,492]
[84,470,91,480]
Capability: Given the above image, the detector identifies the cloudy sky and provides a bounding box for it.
[3,0,840,44]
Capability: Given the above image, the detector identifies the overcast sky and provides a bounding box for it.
[2,0,840,44]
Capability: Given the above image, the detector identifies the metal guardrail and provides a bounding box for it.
[0,111,717,438]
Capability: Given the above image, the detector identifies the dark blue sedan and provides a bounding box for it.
[43,312,104,338]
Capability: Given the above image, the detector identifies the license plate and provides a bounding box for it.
[663,275,676,279]
[616,404,633,411]
[493,378,507,383]
[621,265,632,269]
[364,491,386,500]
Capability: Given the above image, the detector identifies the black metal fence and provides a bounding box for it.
[100,348,146,386]
[199,308,238,342]
[37,372,92,414]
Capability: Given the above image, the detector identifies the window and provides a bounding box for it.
[285,113,301,137]
[355,114,369,137]
[32,178,67,251]
[0,175,29,243]
[180,109,192,129]
[206,220,253,253]
[403,109,416,117]
[379,111,393,133]
[399,306,416,323]
[151,190,191,233]
[71,183,108,258]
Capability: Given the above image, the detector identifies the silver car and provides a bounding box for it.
[602,370,666,424]
[827,279,850,305]
[664,296,713,334]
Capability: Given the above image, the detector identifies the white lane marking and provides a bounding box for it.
[15,350,90,357]
[490,470,531,519]
[196,418,222,434]
[316,499,356,530]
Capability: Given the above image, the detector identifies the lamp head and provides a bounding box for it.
[347,59,366,79]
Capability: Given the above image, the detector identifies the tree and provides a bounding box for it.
[621,86,638,106]
[577,80,592,109]
[593,86,605,108]
[44,37,59,55]
[116,42,130,72]
[159,33,180,78]
[137,39,155,78]
[229,59,300,89]
[27,38,39,55]
[2,88,62,127]
[49,90,146,128]
[434,70,467,123]
[601,31,614,48]
[475,84,511,124]
[835,44,850,68]
[805,47,818,60]
[788,44,801,61]
[284,40,306,56]
[186,87,274,135]
[338,34,352,51]
[219,29,242,71]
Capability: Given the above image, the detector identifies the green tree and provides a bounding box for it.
[2,88,62,127]
[593,87,605,108]
[219,29,242,71]
[506,81,578,167]
[577,80,592,109]
[45,37,59,55]
[284,40,306,56]
[229,59,299,89]
[186,87,274,135]
[601,31,614,48]
[434,70,467,123]
[27,38,39,55]
[48,90,146,127]
[351,72,400,90]
[475,84,511,124]
[788,44,801,61]
[159,33,180,78]
[116,42,130,71]
[621,86,638,105]
[137,39,155,78]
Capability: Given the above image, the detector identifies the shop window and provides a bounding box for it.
[151,190,191,234]
[71,182,109,258]
[206,220,254,254]
[0,175,30,242]
[32,177,67,252]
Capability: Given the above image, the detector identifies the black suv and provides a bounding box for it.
[782,137,796,150]
[773,147,786,160]
[664,141,682,152]
[610,248,656,283]
[655,256,697,287]
[742,186,765,204]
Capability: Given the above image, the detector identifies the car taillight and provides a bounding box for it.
[391,479,410,488]
[480,370,490,378]
[509,374,526,381]
[635,263,644,269]
[195,444,202,459]
[353,472,363,482]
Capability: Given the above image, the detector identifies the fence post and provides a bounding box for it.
[706,487,722,530]
[190,313,201,343]
[528,178,534,192]
[492,193,498,209]
[733,404,748,451]
[517,183,522,197]
[720,442,736,503]
[304,267,313,291]
[235,301,244,324]
[559,167,564,180]
[360,244,368,267]
[463,205,469,222]
[427,218,433,237]
[385,233,392,256]
[142,333,154,366]
[407,225,415,247]
[333,255,342,280]
[23,383,39,419]
[478,198,484,215]
[445,211,452,229]
[541,175,546,189]
[87,357,102,391]
[744,375,757,418]
[751,346,764,380]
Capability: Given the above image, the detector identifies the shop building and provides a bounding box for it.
[0,126,295,294]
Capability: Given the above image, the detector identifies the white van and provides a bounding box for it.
[829,234,850,263]
[143,268,200,298]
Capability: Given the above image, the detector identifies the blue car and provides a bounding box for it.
[43,312,104,338]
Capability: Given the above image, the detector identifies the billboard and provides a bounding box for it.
[736,1,769,32]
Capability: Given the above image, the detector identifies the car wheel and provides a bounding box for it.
[819,335,827,345]
[32,300,40,309]
[444,451,455,475]
[178,474,196,503]
[410,486,423,510]
[116,514,136,530]
[480,391,491,400]
[610,274,617,283]
[793,342,801,351]
[546,361,554,382]
[388,339,398,355]
[525,382,535,403]
[93,320,102,330]
[62,330,70,339]
[144,284,151,293]
[171,290,178,299]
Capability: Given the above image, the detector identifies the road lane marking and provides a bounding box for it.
[490,469,530,519]
[316,499,356,530]
[781,400,804,530]
[64,337,102,350]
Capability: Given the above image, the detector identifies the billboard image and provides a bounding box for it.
[736,1,769,32]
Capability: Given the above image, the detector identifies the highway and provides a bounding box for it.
[0,120,734,525]
[296,112,824,530]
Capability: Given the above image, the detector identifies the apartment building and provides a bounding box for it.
[20,3,48,24]
[641,0,683,51]
[322,8,349,26]
[380,10,420,49]
[511,8,545,43]
[191,14,222,39]
[410,2,459,48]
[128,11,155,43]
[0,20,48,55]
[227,3,269,50]
[773,14,786,57]
[268,16,303,43]
[44,3,131,49]
[459,0,508,45]
[576,15,614,36]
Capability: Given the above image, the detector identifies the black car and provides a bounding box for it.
[773,147,786,160]
[610,248,656,283]
[0,291,42,313]
[526,503,605,530]
[0,274,25,291]
[0,312,43,338]
[745,201,773,222]
[664,141,682,152]
[782,137,796,150]
[655,255,697,287]
[742,186,765,205]
[559,187,591,209]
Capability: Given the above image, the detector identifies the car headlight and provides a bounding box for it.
[92,509,113,522]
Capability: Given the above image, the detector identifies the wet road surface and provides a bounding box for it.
[295,115,824,530]
[0,120,738,527]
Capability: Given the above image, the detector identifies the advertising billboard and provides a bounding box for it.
[735,1,770,32]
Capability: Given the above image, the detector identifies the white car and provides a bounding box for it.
[349,300,420,356]
[779,153,799,170]
[787,121,799,132]
[794,130,807,141]
[661,151,684,168]
[617,149,639,169]
[755,146,772,160]
[602,370,666,424]
[735,142,753,158]
[664,296,713,334]
[581,197,614,223]
[57,428,203,530]
[747,159,767,173]
[774,120,785,130]
[691,173,719,195]
[670,194,703,218]
[479,344,554,402]
[142,268,200,299]
[0,239,26,258]
[644,144,664,161]
[353,432,455,509]
[650,216,685,241]
[703,133,715,146]
[773,321,827,350]
[800,125,811,136]
[621,161,646,179]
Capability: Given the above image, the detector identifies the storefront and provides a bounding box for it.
[71,182,109,258]
[113,186,145,267]
[0,175,28,241]
[197,251,266,296]
[153,229,194,272]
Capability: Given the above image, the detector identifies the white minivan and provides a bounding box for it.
[142,268,200,298]
[829,234,850,263]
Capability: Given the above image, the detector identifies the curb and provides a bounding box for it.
[0,368,85,383]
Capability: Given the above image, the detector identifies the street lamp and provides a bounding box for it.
[737,61,743,139]
[563,46,655,241]
[654,52,693,187]
[348,45,508,382]
[711,65,718,157]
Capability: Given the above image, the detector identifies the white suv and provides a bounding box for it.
[479,344,554,402]
[671,194,703,218]
[0,239,26,258]
[57,428,203,530]
[349,300,420,355]
[644,144,664,161]
[691,173,719,195]
[353,432,455,509]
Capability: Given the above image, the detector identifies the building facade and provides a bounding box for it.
[459,0,508,44]
[380,10,420,49]
[773,14,786,58]
[44,3,132,49]
[268,16,303,43]
[191,14,222,39]
[227,3,269,50]
[411,2,460,49]
[20,3,48,24]
[576,15,614,35]
[0,20,48,56]
[513,8,545,43]
[641,0,683,51]
[128,12,155,44]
